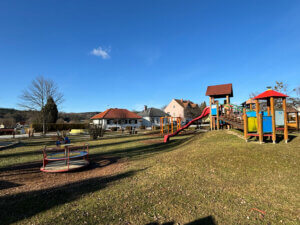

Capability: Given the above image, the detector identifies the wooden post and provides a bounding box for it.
[243,108,248,142]
[296,112,299,131]
[171,117,173,133]
[270,97,276,143]
[209,97,212,130]
[216,101,219,130]
[255,99,263,143]
[160,117,163,135]
[249,104,253,111]
[282,98,288,143]
[267,99,271,116]
[258,113,263,144]
[226,95,230,104]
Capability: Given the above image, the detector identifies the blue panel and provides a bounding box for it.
[211,104,217,116]
[246,111,257,117]
[262,116,272,133]
[275,110,284,126]
[246,111,269,117]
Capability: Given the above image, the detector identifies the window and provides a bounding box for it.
[135,120,137,124]
[173,105,175,108]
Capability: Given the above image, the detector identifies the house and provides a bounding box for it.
[138,105,169,127]
[91,108,142,129]
[164,99,201,123]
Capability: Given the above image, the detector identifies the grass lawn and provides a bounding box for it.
[0,130,299,224]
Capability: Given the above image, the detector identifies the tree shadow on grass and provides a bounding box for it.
[0,170,140,225]
[146,215,217,225]
[0,137,191,174]
[89,137,189,162]
[21,132,157,147]
[0,136,161,160]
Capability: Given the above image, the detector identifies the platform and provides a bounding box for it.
[40,158,89,172]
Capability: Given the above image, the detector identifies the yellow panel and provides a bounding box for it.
[70,129,86,134]
[247,117,257,132]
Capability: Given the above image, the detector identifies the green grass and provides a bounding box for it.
[0,131,299,224]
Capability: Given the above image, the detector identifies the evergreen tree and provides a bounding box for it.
[43,97,58,123]
[199,101,207,114]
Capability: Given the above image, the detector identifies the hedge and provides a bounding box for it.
[31,123,89,132]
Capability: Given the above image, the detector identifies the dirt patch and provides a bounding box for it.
[0,156,127,196]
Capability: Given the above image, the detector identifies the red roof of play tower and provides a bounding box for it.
[253,89,288,100]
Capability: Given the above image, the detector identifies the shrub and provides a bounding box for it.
[110,127,118,131]
[125,126,132,131]
[88,125,105,140]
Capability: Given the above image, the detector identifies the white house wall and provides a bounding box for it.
[141,116,161,127]
[93,119,141,129]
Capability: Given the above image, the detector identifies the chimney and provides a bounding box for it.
[144,105,147,111]
[181,99,183,102]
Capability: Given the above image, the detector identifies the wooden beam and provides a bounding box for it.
[270,97,276,143]
[282,98,288,143]
[243,108,248,142]
[249,104,253,111]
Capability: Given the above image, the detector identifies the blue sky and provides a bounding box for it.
[0,0,299,112]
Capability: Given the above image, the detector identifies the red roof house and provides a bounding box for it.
[91,108,142,119]
[91,108,142,129]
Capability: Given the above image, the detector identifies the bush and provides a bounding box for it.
[125,126,132,131]
[110,127,118,131]
[89,125,105,140]
[31,123,89,132]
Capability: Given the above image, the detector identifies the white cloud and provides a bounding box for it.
[90,46,111,59]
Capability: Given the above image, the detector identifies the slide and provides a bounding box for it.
[164,106,210,143]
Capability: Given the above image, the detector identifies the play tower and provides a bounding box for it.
[205,83,233,130]
[243,89,289,144]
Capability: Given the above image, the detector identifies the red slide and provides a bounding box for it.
[164,106,210,143]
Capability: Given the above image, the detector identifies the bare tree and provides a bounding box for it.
[19,76,63,134]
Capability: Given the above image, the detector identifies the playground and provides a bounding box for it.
[0,130,299,224]
[0,84,299,224]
